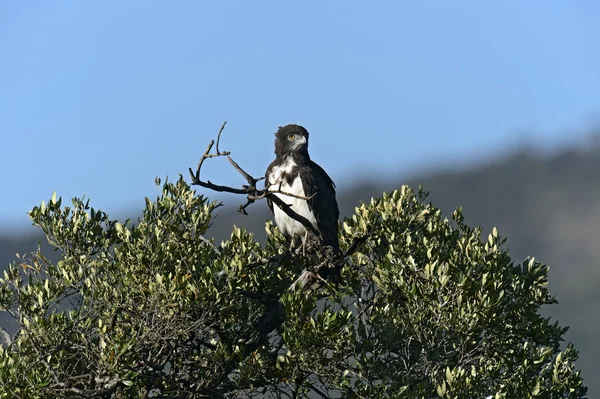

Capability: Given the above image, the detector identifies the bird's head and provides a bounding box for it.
[274,124,309,158]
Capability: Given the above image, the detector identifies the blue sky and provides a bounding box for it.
[1,1,599,231]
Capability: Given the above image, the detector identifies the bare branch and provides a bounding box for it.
[216,121,227,154]
[227,155,254,185]
[198,234,221,255]
[263,194,319,237]
[188,140,242,195]
[249,189,316,202]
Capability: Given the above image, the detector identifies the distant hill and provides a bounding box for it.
[2,138,599,395]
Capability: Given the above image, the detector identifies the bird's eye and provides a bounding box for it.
[288,134,296,140]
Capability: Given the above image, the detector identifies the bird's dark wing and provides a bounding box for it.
[299,161,340,252]
[264,160,277,214]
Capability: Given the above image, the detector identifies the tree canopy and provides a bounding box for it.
[0,177,586,398]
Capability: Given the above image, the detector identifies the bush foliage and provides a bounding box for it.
[0,177,586,398]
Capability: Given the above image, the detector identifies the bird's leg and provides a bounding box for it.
[288,235,300,255]
[302,230,309,257]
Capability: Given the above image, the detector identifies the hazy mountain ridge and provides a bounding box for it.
[2,141,599,395]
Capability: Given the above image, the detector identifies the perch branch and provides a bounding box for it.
[291,232,371,291]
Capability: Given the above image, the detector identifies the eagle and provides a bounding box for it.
[265,124,340,254]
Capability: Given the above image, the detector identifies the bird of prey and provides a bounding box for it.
[265,124,340,254]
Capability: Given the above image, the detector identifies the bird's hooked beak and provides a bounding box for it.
[292,135,307,149]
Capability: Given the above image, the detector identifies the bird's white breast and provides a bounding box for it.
[268,159,318,238]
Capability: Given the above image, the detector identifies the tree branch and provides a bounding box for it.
[215,121,226,155]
